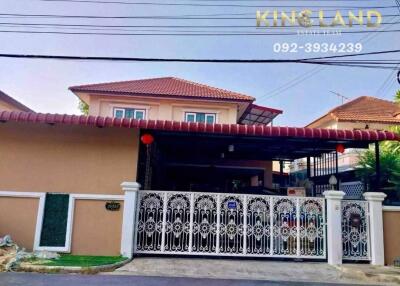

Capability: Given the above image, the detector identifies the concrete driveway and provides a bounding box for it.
[113,257,378,284]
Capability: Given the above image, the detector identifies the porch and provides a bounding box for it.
[136,127,385,197]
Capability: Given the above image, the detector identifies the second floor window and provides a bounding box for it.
[185,112,216,124]
[114,108,146,120]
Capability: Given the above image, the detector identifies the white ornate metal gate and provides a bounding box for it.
[341,200,370,261]
[135,191,326,259]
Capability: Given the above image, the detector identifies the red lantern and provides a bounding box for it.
[336,143,345,154]
[141,134,154,145]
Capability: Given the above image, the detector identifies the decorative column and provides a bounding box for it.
[364,192,386,266]
[120,181,141,259]
[323,190,345,265]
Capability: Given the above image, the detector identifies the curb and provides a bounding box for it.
[334,265,400,285]
[18,258,131,274]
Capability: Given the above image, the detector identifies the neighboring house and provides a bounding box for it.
[0,90,32,112]
[306,96,400,130]
[69,77,282,125]
[291,96,400,195]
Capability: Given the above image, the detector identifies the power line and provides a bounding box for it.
[1,21,399,30]
[1,12,397,20]
[37,0,399,9]
[253,17,400,103]
[0,52,398,70]
[262,66,325,100]
[1,29,400,36]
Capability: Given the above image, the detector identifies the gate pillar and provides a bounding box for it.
[120,181,141,259]
[364,192,386,266]
[323,190,345,265]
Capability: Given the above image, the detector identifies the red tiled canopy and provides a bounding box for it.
[1,111,399,142]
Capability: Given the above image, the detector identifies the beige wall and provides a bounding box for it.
[383,209,400,265]
[337,121,396,131]
[0,100,21,112]
[71,199,124,256]
[0,122,139,195]
[308,117,395,131]
[0,197,39,251]
[87,94,239,124]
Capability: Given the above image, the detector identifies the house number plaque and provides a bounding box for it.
[105,201,121,211]
[227,201,237,209]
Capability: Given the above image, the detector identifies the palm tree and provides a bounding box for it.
[356,148,400,192]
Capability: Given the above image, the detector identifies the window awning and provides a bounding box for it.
[239,104,283,125]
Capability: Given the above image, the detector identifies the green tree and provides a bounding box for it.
[356,92,400,202]
[395,90,400,104]
[78,100,89,115]
[382,126,400,155]
[356,147,400,193]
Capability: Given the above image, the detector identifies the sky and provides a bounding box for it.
[0,0,399,126]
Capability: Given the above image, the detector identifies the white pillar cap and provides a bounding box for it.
[323,190,345,200]
[121,181,141,192]
[363,192,387,202]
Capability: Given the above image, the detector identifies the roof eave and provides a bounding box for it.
[1,111,398,142]
[68,88,255,103]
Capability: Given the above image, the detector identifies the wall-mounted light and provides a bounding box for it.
[228,144,235,152]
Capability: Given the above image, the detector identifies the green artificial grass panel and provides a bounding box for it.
[39,255,126,267]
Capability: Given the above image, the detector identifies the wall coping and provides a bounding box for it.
[364,192,387,202]
[323,190,346,200]
[383,206,400,212]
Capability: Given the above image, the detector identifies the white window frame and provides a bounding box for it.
[114,108,126,118]
[134,109,146,120]
[205,113,216,124]
[113,107,147,120]
[184,112,217,124]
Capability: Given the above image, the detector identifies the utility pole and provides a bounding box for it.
[329,91,349,104]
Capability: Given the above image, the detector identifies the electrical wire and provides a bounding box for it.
[37,0,399,9]
[1,12,397,20]
[0,21,398,30]
[0,29,399,36]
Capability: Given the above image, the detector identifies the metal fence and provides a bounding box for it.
[135,191,326,259]
[341,181,364,200]
[341,200,370,261]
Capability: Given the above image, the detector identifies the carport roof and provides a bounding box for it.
[1,111,398,143]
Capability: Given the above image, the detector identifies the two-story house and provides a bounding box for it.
[70,77,283,193]
[70,77,282,126]
[1,77,398,263]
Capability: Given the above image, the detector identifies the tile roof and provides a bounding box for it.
[0,90,32,112]
[1,111,398,142]
[70,77,255,102]
[307,96,400,127]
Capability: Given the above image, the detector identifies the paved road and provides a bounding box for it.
[0,273,377,286]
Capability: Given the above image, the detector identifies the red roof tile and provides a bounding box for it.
[307,96,400,127]
[1,111,398,142]
[69,77,255,102]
